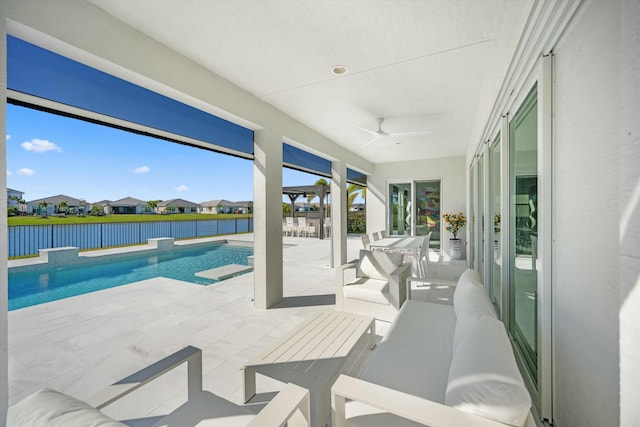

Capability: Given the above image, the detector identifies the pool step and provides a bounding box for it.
[195,264,253,281]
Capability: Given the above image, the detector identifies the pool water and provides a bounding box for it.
[9,243,253,310]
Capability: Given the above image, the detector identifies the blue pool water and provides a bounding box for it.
[9,243,253,310]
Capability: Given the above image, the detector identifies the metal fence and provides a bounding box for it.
[8,218,254,258]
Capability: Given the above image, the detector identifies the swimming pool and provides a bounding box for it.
[8,243,253,311]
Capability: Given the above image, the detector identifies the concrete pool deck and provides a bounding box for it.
[8,234,467,424]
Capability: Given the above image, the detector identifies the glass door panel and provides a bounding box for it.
[478,153,485,278]
[489,134,502,313]
[415,180,441,250]
[509,85,538,384]
[389,183,412,236]
[470,162,476,269]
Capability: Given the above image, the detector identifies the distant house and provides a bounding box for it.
[110,197,152,214]
[26,194,86,216]
[200,200,253,214]
[7,188,26,213]
[156,198,200,214]
[350,203,365,212]
[199,199,225,214]
[294,203,316,212]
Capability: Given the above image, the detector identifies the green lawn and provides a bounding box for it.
[8,213,252,226]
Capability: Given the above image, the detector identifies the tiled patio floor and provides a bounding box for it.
[8,234,467,424]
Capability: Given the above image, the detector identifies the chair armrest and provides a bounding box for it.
[331,374,509,427]
[85,346,202,409]
[336,262,358,310]
[388,263,411,309]
[247,383,310,427]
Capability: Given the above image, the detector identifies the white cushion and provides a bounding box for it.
[445,317,531,427]
[8,388,126,427]
[453,269,496,322]
[360,301,456,403]
[357,250,403,281]
[344,278,389,305]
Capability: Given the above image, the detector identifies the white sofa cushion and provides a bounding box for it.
[453,269,496,322]
[445,316,531,427]
[8,388,126,427]
[360,300,456,403]
[343,277,389,305]
[357,250,403,281]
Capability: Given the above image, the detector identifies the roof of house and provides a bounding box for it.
[7,188,24,195]
[27,194,85,205]
[158,198,200,208]
[111,197,148,206]
[200,199,227,207]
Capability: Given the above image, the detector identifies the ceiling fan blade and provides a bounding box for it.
[387,130,433,137]
[356,125,380,137]
[361,135,383,148]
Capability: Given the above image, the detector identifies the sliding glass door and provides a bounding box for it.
[489,134,502,314]
[509,85,538,386]
[414,180,441,249]
[388,183,412,235]
[389,180,441,247]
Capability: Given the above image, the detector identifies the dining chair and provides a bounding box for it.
[361,234,371,250]
[372,232,381,241]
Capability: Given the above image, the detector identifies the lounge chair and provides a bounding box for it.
[337,249,411,322]
[8,346,310,427]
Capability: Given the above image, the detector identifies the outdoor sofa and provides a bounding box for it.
[332,269,532,427]
[8,346,310,426]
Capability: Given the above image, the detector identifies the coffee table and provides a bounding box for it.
[243,310,376,427]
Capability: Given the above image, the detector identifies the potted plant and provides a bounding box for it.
[442,212,467,259]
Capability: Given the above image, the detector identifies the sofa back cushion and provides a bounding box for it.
[453,269,496,323]
[8,388,126,427]
[357,250,403,281]
[445,316,531,427]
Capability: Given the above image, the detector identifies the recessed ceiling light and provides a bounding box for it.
[331,65,348,75]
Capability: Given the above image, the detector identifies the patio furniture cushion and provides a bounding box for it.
[445,316,531,427]
[356,250,403,281]
[343,277,389,305]
[453,269,496,323]
[360,300,456,403]
[7,388,125,427]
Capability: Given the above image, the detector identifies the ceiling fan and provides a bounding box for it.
[360,117,432,148]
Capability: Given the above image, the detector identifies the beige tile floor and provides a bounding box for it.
[8,234,467,425]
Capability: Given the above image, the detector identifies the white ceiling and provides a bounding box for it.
[90,0,532,164]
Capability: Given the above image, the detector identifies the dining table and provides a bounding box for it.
[368,236,425,275]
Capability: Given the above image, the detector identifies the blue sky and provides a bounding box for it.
[6,104,326,204]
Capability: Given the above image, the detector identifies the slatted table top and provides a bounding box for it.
[245,310,374,370]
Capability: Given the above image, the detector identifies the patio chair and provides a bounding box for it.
[8,346,310,427]
[336,249,411,322]
[285,216,296,237]
[323,217,331,238]
[372,232,381,241]
[361,233,371,250]
[380,230,388,238]
[297,217,310,237]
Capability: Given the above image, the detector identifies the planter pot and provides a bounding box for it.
[449,238,462,260]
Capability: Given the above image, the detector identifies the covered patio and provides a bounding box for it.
[1,1,638,426]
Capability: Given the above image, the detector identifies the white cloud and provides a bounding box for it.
[18,168,35,176]
[6,135,10,141]
[21,138,62,153]
[176,184,189,192]
[7,171,12,176]
[132,166,150,174]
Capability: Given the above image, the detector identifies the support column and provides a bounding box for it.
[0,3,9,420]
[253,130,283,309]
[331,160,347,267]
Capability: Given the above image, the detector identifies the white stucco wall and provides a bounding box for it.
[552,1,620,425]
[366,156,466,256]
[620,1,640,425]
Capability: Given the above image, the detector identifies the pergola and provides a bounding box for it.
[282,184,330,239]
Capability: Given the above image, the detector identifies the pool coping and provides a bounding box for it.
[8,235,255,273]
